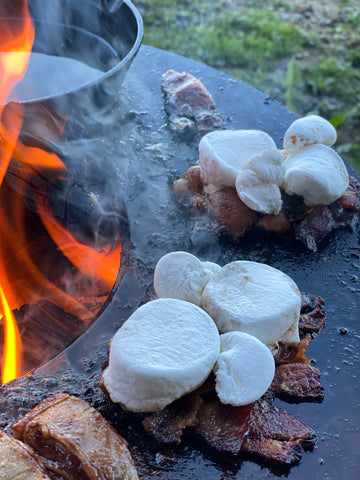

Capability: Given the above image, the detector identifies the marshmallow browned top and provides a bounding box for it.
[283,115,337,152]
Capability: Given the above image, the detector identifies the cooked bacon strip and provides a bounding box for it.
[142,394,204,445]
[294,205,336,251]
[206,187,258,240]
[257,211,291,233]
[174,165,360,250]
[338,176,360,212]
[173,165,204,197]
[12,393,139,480]
[162,69,223,135]
[195,396,252,455]
[299,292,326,335]
[270,364,324,402]
[0,430,50,479]
[242,397,316,465]
[243,437,304,465]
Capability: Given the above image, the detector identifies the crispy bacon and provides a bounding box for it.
[241,397,316,465]
[141,292,324,466]
[194,396,251,454]
[257,210,291,233]
[174,167,360,251]
[143,394,315,465]
[173,165,204,197]
[206,187,259,240]
[338,176,360,212]
[294,205,336,251]
[142,394,204,445]
[270,364,324,402]
[300,292,326,335]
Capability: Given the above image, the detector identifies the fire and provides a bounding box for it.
[0,0,34,384]
[0,2,122,383]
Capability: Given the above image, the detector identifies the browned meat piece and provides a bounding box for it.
[143,392,315,465]
[294,205,336,251]
[173,165,360,249]
[207,187,259,240]
[243,437,304,465]
[12,393,139,480]
[0,430,50,479]
[257,210,291,233]
[162,69,223,135]
[142,394,204,445]
[241,397,316,465]
[173,165,204,197]
[338,176,360,212]
[194,396,251,455]
[299,292,326,335]
[270,364,324,402]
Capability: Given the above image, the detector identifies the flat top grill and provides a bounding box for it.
[1,46,360,479]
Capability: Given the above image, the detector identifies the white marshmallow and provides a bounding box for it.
[102,298,220,412]
[154,251,221,306]
[200,260,301,345]
[283,115,337,152]
[215,331,275,406]
[199,130,276,193]
[282,144,349,205]
[235,148,284,214]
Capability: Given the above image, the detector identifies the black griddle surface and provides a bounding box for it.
[6,46,360,479]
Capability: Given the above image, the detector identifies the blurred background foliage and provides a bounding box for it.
[135,0,360,172]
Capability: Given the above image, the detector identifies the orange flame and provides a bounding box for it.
[0,284,22,384]
[0,1,34,383]
[38,202,122,290]
[0,2,121,383]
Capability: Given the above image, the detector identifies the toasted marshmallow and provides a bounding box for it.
[284,115,337,152]
[282,144,349,205]
[199,130,276,193]
[102,298,220,412]
[235,148,284,214]
[215,331,275,406]
[154,251,221,306]
[200,260,301,345]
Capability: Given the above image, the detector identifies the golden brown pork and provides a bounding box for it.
[12,393,139,480]
[0,430,50,479]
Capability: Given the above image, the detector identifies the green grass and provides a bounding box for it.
[136,0,360,172]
